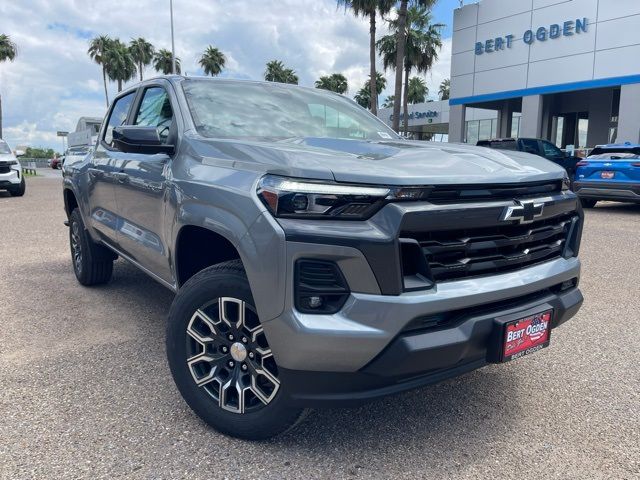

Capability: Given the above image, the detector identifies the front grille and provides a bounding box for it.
[0,164,11,174]
[403,213,577,282]
[427,181,562,203]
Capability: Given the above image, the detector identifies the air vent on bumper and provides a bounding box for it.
[294,259,350,314]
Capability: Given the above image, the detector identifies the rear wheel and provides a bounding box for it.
[166,260,306,440]
[9,179,25,197]
[69,208,114,285]
[580,198,597,208]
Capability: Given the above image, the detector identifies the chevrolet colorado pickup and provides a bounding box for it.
[62,77,584,440]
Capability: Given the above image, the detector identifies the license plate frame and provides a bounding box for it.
[501,310,553,362]
[601,171,615,179]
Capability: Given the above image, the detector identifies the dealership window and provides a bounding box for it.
[609,89,620,143]
[465,118,497,144]
[511,116,520,138]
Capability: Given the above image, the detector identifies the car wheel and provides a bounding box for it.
[581,198,597,208]
[69,208,114,285]
[166,260,307,440]
[9,179,26,197]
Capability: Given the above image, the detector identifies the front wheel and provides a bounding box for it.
[580,198,598,208]
[9,179,25,197]
[166,260,306,440]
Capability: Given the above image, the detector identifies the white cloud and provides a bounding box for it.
[0,0,452,149]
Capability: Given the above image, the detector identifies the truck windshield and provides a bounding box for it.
[182,79,399,141]
[0,141,11,154]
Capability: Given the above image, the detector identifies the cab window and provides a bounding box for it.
[519,139,539,155]
[541,140,563,159]
[103,92,135,147]
[134,87,174,143]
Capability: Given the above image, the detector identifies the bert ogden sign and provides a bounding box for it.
[475,18,588,55]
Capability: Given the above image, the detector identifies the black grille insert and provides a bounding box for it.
[402,213,577,282]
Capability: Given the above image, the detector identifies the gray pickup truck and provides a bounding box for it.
[62,76,584,440]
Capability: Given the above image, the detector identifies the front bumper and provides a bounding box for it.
[0,169,22,189]
[279,285,582,407]
[574,181,640,202]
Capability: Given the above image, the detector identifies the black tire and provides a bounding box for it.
[166,260,306,440]
[9,179,25,197]
[69,208,114,285]
[581,198,597,208]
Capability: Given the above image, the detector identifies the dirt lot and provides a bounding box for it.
[1,176,638,479]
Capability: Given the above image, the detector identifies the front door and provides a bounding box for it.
[112,85,176,283]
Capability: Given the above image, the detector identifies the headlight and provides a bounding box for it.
[257,174,430,219]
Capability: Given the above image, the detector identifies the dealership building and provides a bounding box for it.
[379,0,640,148]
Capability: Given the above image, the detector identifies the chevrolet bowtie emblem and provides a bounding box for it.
[501,200,544,224]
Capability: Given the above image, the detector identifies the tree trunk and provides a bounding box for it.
[139,61,143,81]
[392,0,408,132]
[118,79,122,92]
[369,12,377,115]
[102,67,109,107]
[403,66,410,136]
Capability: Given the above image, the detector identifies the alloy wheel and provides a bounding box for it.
[185,297,280,414]
[70,221,82,274]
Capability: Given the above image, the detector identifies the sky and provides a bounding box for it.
[0,0,468,151]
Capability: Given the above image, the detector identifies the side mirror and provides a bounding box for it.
[14,150,25,157]
[112,126,174,155]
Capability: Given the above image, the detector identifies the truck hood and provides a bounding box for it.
[192,136,565,186]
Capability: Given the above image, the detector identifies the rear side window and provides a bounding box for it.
[103,92,136,147]
[589,147,640,158]
[490,141,517,151]
[134,87,174,143]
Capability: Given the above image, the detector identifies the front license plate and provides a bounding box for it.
[601,171,614,179]
[502,310,552,362]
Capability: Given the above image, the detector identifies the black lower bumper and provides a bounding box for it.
[281,287,583,407]
[574,181,640,202]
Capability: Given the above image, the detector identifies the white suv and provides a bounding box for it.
[0,139,25,197]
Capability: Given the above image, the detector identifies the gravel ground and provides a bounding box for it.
[1,177,638,480]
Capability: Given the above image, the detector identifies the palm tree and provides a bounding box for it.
[0,34,17,138]
[129,37,155,81]
[337,0,394,115]
[199,46,226,76]
[382,95,395,109]
[104,39,137,92]
[408,76,427,104]
[439,78,450,100]
[315,73,348,94]
[391,0,437,132]
[354,73,386,109]
[380,4,443,133]
[154,49,181,75]
[264,60,298,84]
[88,35,113,107]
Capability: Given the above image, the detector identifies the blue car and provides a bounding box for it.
[573,143,640,208]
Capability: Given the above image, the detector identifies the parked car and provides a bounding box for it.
[0,139,26,197]
[477,138,580,175]
[62,77,584,440]
[573,142,640,208]
[51,155,65,169]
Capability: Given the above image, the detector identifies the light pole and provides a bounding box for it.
[170,0,177,74]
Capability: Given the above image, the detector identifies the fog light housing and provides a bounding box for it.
[294,260,349,314]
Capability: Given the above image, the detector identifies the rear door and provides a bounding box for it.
[88,91,136,246]
[112,83,177,283]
